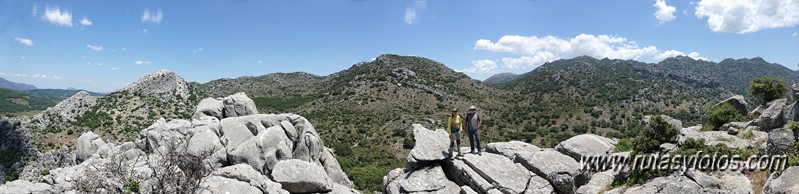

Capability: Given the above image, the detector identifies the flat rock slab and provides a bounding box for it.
[485,141,542,160]
[555,134,615,161]
[462,152,532,194]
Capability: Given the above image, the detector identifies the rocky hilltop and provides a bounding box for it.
[122,69,190,102]
[0,92,358,194]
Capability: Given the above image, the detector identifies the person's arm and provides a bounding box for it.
[447,117,452,138]
[459,116,464,131]
[477,114,482,130]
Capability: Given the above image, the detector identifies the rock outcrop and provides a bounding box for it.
[763,166,799,194]
[0,92,355,194]
[555,134,616,161]
[122,69,190,102]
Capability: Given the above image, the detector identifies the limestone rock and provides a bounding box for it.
[201,164,289,194]
[576,171,614,194]
[0,179,52,194]
[461,153,532,193]
[760,99,788,130]
[702,95,748,124]
[383,164,459,194]
[320,147,354,188]
[763,166,799,194]
[271,159,334,193]
[192,98,224,120]
[222,92,258,118]
[485,141,542,160]
[407,124,450,163]
[75,131,106,163]
[442,159,495,193]
[767,128,796,155]
[228,125,293,175]
[515,150,584,194]
[555,134,615,161]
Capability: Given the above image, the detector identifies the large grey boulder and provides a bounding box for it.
[760,99,788,130]
[783,102,799,126]
[485,141,541,160]
[293,132,323,163]
[792,84,799,100]
[192,98,224,120]
[271,159,334,193]
[383,164,460,194]
[228,125,293,175]
[702,95,749,124]
[75,131,106,163]
[320,147,354,188]
[222,92,258,118]
[200,164,289,194]
[555,134,615,161]
[461,153,532,193]
[187,129,227,168]
[767,128,796,155]
[407,124,450,163]
[139,118,192,154]
[515,150,584,194]
[623,175,702,194]
[575,171,614,194]
[763,166,799,194]
[0,180,53,194]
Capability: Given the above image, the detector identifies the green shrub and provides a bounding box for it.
[615,138,633,152]
[790,122,799,136]
[749,77,787,105]
[40,168,49,176]
[125,177,140,193]
[633,115,679,154]
[702,103,748,131]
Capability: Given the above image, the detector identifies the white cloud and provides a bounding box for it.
[43,6,72,26]
[464,59,498,74]
[80,17,92,26]
[695,0,799,33]
[77,79,92,83]
[15,37,34,46]
[793,32,798,37]
[96,62,104,66]
[134,60,151,65]
[404,8,417,24]
[52,76,62,80]
[0,72,29,77]
[404,0,426,24]
[193,48,204,53]
[475,34,705,69]
[86,44,103,51]
[652,50,708,61]
[20,56,26,60]
[111,67,118,71]
[257,60,263,64]
[121,47,127,51]
[142,29,149,34]
[141,9,163,24]
[653,0,677,25]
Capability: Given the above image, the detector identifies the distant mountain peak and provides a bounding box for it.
[122,69,190,101]
[484,72,520,85]
[0,77,37,91]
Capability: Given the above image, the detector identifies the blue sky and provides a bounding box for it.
[2,0,798,92]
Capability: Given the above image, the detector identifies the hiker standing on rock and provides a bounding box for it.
[448,108,464,159]
[466,106,482,155]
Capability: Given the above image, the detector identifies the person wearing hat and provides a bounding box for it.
[465,106,482,155]
[447,108,464,159]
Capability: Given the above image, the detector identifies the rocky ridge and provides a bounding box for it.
[0,92,357,194]
[122,69,190,102]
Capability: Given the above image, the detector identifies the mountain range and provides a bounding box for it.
[8,54,799,191]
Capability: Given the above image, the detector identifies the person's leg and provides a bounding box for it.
[475,130,482,153]
[468,130,475,153]
[455,131,462,156]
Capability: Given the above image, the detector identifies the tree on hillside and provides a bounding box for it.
[748,77,787,105]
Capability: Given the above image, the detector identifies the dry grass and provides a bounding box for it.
[748,170,771,194]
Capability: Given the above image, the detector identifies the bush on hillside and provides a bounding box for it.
[748,77,787,105]
[702,103,749,131]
